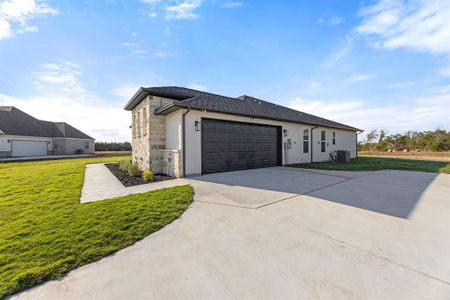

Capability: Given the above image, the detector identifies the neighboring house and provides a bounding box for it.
[0,106,95,158]
[124,86,362,177]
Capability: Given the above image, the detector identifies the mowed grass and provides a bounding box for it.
[289,156,450,174]
[0,157,193,298]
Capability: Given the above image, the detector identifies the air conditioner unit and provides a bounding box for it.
[335,150,351,163]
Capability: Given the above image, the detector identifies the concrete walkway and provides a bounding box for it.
[81,163,189,203]
[14,167,450,299]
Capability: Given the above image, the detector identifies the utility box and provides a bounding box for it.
[335,150,351,163]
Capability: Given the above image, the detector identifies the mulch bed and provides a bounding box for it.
[105,163,173,187]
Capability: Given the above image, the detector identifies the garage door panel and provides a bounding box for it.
[12,140,47,157]
[202,119,280,174]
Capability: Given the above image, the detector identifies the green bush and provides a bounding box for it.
[142,170,155,181]
[118,160,141,177]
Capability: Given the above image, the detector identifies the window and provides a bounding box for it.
[321,130,326,152]
[332,131,336,145]
[303,129,309,153]
[137,111,141,137]
[133,114,136,138]
[84,142,89,149]
[142,108,147,136]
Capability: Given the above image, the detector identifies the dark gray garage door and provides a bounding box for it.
[201,119,281,174]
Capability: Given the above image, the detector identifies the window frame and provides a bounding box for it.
[302,128,309,153]
[142,108,147,136]
[320,130,326,152]
[137,111,141,137]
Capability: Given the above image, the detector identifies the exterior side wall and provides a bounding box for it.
[0,135,53,157]
[52,138,95,155]
[131,95,173,172]
[181,110,356,175]
[312,127,357,162]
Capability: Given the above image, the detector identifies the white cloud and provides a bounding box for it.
[0,17,11,39]
[437,64,450,77]
[0,60,131,141]
[347,73,376,83]
[141,0,204,20]
[357,0,450,55]
[187,83,207,91]
[33,60,88,95]
[221,1,243,9]
[165,1,202,20]
[289,93,450,134]
[0,0,58,41]
[318,16,343,26]
[386,81,412,89]
[0,93,130,142]
[319,34,354,69]
[328,16,342,26]
[152,50,179,58]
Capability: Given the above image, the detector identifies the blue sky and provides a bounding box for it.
[0,0,449,141]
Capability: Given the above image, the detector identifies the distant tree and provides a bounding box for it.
[95,141,131,151]
[366,129,379,144]
[359,128,450,152]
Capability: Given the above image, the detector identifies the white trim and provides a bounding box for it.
[52,137,95,141]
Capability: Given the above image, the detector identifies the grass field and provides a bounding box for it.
[289,156,450,174]
[360,151,450,162]
[0,157,193,298]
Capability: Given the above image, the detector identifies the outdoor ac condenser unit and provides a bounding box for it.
[335,150,351,163]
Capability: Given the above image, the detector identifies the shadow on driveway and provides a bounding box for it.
[189,167,438,218]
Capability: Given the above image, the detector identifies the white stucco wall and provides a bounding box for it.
[311,127,357,162]
[0,135,53,154]
[174,109,357,175]
[164,110,182,150]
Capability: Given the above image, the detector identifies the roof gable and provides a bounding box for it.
[0,107,94,139]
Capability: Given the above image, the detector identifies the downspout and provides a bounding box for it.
[181,108,191,177]
[310,125,319,163]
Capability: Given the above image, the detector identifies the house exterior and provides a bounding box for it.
[0,106,95,157]
[124,86,362,177]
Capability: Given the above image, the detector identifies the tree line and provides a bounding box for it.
[95,141,131,151]
[359,129,450,152]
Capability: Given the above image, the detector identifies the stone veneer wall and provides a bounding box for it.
[162,149,182,178]
[131,95,173,173]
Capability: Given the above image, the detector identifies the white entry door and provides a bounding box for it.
[11,140,47,157]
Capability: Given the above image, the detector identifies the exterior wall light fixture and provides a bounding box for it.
[195,120,200,131]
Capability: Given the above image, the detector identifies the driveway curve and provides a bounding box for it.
[13,167,450,300]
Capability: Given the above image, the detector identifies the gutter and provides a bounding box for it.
[181,108,191,177]
[310,125,318,163]
[156,103,361,132]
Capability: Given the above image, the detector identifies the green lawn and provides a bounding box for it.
[289,156,450,174]
[0,157,193,299]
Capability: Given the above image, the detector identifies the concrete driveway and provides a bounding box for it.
[14,167,450,299]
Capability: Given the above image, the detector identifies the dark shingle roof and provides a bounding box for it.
[124,86,361,131]
[0,106,94,139]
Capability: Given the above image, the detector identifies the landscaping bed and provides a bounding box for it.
[105,163,173,187]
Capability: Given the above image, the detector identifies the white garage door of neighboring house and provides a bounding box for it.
[11,140,47,157]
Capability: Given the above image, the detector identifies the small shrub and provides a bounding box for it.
[142,170,155,181]
[118,160,141,177]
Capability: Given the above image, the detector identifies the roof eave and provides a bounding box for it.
[124,87,147,111]
[156,103,361,132]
